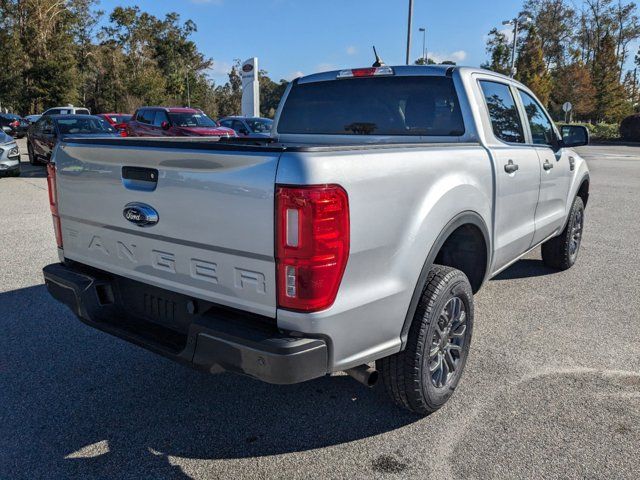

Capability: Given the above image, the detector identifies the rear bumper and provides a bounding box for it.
[43,262,328,384]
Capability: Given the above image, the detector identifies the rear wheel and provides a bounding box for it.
[541,196,585,270]
[377,265,474,415]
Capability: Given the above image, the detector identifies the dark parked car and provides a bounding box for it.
[127,107,236,137]
[218,116,273,137]
[27,114,118,164]
[0,113,29,138]
[97,113,133,136]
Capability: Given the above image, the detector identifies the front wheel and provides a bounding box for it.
[541,196,585,270]
[377,265,474,415]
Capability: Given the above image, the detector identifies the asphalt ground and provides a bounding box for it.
[1,140,639,479]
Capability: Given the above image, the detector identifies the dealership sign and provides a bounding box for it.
[241,58,260,117]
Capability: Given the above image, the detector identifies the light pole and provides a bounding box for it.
[185,65,192,108]
[406,0,414,65]
[419,27,427,64]
[502,16,531,77]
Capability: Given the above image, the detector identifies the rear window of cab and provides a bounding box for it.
[278,76,465,136]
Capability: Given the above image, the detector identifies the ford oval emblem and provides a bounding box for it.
[123,202,159,227]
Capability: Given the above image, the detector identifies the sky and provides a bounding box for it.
[97,0,639,85]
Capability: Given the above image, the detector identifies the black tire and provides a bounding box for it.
[541,196,585,271]
[27,142,36,165]
[377,265,474,415]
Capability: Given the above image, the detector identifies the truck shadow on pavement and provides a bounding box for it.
[17,159,48,178]
[0,285,418,479]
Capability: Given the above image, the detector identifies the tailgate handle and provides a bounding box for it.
[122,166,159,192]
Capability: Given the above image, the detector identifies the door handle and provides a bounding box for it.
[543,160,554,171]
[504,160,519,174]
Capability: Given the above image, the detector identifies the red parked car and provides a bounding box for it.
[126,107,236,138]
[97,113,133,137]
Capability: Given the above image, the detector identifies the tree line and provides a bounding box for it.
[0,0,288,117]
[484,0,640,123]
[2,0,638,124]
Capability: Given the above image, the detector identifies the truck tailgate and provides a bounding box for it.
[54,141,280,317]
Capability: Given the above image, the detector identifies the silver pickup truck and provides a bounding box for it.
[43,65,590,415]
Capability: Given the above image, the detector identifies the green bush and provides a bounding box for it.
[591,123,620,140]
[563,122,620,140]
[619,114,640,141]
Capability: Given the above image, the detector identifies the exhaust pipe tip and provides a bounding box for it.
[345,364,379,388]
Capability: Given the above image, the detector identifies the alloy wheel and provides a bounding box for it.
[428,296,467,389]
[569,208,584,258]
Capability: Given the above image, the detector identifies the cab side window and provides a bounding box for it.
[518,90,556,146]
[479,80,525,144]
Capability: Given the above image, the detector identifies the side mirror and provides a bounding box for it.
[560,125,589,148]
[161,121,171,130]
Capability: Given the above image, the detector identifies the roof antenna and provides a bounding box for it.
[372,46,386,67]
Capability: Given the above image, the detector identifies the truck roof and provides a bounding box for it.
[297,65,514,85]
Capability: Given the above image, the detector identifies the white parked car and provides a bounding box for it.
[42,105,91,116]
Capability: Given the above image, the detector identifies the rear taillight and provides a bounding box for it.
[276,185,349,312]
[9,120,19,128]
[46,163,63,248]
[337,66,395,78]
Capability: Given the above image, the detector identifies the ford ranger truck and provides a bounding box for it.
[42,66,590,415]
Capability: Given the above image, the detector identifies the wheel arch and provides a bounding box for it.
[577,173,590,207]
[399,211,490,349]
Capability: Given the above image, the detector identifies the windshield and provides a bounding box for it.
[247,118,273,133]
[168,112,217,128]
[278,76,465,136]
[109,114,132,124]
[56,117,115,134]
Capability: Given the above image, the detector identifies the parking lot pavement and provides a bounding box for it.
[1,141,639,479]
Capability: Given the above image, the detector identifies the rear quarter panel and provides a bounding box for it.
[276,144,493,370]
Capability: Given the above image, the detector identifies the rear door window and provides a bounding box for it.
[278,75,465,136]
[479,80,525,144]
